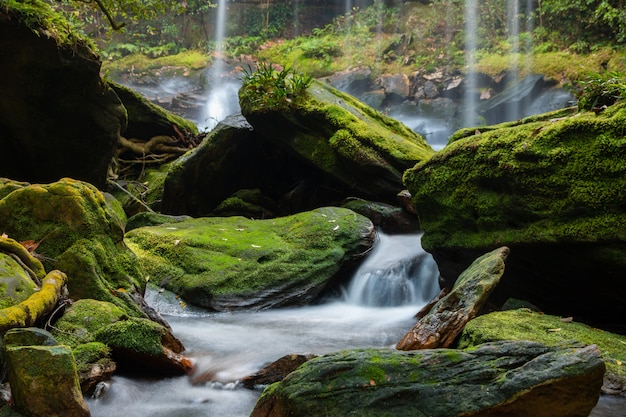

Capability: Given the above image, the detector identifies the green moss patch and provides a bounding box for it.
[125,207,373,310]
[459,309,626,394]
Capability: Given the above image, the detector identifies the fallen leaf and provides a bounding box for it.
[174,239,181,246]
[251,244,261,248]
[617,360,623,366]
[332,225,340,231]
[559,317,573,323]
[546,328,562,333]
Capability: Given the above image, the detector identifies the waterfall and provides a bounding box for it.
[506,0,521,121]
[344,232,440,307]
[462,0,478,128]
[199,0,241,132]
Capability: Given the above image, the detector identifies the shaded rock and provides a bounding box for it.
[396,247,508,350]
[340,198,419,234]
[251,341,605,417]
[458,309,626,396]
[3,328,90,417]
[71,342,116,395]
[240,78,434,205]
[241,354,317,389]
[0,1,125,188]
[125,207,375,310]
[93,317,192,377]
[0,253,37,310]
[322,66,373,97]
[377,73,410,98]
[403,102,626,330]
[108,81,198,141]
[0,179,145,316]
[126,212,192,232]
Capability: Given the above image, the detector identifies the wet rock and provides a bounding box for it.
[125,207,375,310]
[341,198,419,234]
[251,341,605,417]
[0,178,145,317]
[403,102,626,330]
[241,354,317,389]
[0,1,124,188]
[322,66,373,97]
[377,73,410,98]
[240,78,434,206]
[3,328,90,417]
[396,246,508,350]
[459,308,626,396]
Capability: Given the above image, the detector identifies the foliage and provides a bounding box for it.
[241,1,293,38]
[577,71,626,110]
[239,61,312,110]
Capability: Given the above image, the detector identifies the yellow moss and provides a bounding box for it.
[0,270,67,333]
[0,236,46,280]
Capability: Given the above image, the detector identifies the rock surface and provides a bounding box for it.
[240,77,434,205]
[459,308,626,396]
[0,178,145,316]
[125,207,375,310]
[251,341,605,417]
[0,1,125,189]
[3,328,90,417]
[403,102,626,330]
[397,246,508,350]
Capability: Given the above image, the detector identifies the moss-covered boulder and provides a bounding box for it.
[251,341,604,417]
[126,207,375,310]
[240,74,435,205]
[458,308,626,396]
[341,198,420,234]
[0,0,125,188]
[0,254,37,309]
[0,178,145,316]
[3,328,89,417]
[403,102,626,329]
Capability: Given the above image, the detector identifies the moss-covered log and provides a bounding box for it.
[0,270,67,333]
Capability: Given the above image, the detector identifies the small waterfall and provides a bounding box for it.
[344,232,440,307]
[462,0,479,128]
[506,0,521,121]
[199,0,241,132]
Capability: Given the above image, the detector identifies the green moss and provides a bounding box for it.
[1,0,92,48]
[458,309,626,391]
[94,317,166,357]
[0,254,36,309]
[404,102,626,251]
[126,207,372,307]
[102,50,208,77]
[51,299,129,347]
[72,342,113,374]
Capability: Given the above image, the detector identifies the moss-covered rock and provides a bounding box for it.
[3,328,89,417]
[0,178,145,316]
[251,341,604,417]
[458,309,626,395]
[240,77,435,205]
[0,0,125,188]
[126,207,375,310]
[0,254,37,310]
[403,102,626,329]
[341,198,419,234]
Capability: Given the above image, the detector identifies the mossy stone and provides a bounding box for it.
[0,254,36,309]
[458,308,626,395]
[126,206,374,310]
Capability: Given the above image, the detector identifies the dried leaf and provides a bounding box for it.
[546,328,562,333]
[251,244,261,248]
[20,239,41,253]
[559,317,573,323]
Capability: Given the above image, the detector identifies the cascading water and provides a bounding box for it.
[85,232,442,417]
[345,232,439,307]
[462,0,478,128]
[199,0,242,131]
[506,0,521,121]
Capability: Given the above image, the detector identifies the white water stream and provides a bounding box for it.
[86,232,441,416]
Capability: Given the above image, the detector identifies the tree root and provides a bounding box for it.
[0,270,67,333]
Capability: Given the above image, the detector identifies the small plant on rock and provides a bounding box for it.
[577,71,626,111]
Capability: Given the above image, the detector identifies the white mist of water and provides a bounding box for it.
[506,0,521,121]
[463,0,478,128]
[198,0,241,132]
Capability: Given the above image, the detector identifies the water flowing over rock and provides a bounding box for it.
[403,102,626,330]
[396,246,508,350]
[0,2,125,189]
[250,341,605,417]
[2,328,90,417]
[125,207,375,310]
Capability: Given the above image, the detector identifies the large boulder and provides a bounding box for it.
[3,328,90,417]
[403,102,626,330]
[458,308,626,396]
[0,1,125,189]
[0,178,145,316]
[240,73,435,205]
[125,207,375,310]
[251,341,605,417]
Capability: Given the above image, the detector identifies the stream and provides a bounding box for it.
[85,233,626,417]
